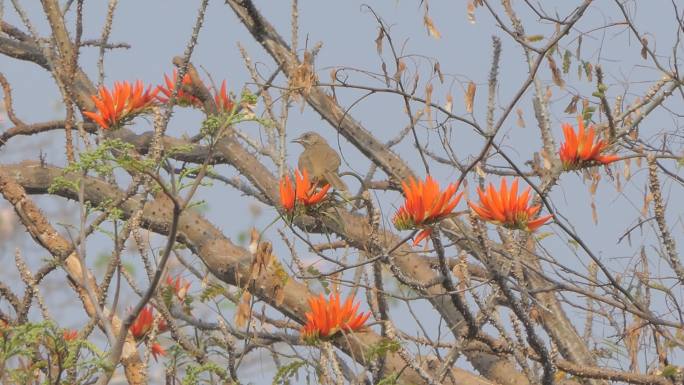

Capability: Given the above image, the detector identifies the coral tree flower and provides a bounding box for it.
[213,80,235,114]
[165,275,191,302]
[559,117,619,170]
[157,69,203,107]
[63,329,78,341]
[83,81,158,130]
[279,169,330,212]
[150,342,166,361]
[393,175,462,246]
[301,293,370,341]
[468,178,552,231]
[129,306,167,341]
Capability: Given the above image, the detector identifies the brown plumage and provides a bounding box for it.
[293,132,348,193]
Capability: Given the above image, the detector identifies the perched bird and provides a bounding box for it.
[293,132,348,193]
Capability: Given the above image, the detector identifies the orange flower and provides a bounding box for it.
[392,176,463,246]
[212,80,235,114]
[279,169,331,212]
[157,69,203,107]
[150,342,166,361]
[129,306,167,341]
[63,329,78,341]
[468,178,552,231]
[301,293,370,341]
[83,80,158,129]
[559,117,619,170]
[165,275,191,301]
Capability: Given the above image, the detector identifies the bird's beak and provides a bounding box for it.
[291,137,303,144]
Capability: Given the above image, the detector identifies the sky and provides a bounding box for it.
[1,0,683,384]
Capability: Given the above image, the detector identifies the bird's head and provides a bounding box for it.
[292,131,326,147]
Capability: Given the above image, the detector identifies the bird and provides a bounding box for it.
[292,131,349,193]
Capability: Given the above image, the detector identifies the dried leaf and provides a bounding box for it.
[624,158,632,180]
[526,34,544,42]
[434,61,444,84]
[642,192,653,217]
[394,59,406,82]
[375,28,384,55]
[249,228,259,254]
[425,83,433,119]
[329,68,338,84]
[467,2,476,24]
[235,291,251,328]
[465,81,476,113]
[381,62,390,87]
[589,173,600,195]
[564,95,580,114]
[516,108,525,128]
[625,320,642,371]
[640,37,648,60]
[410,73,420,95]
[445,93,453,113]
[591,200,598,224]
[548,56,565,88]
[424,15,441,39]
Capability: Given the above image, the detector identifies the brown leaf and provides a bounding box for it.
[640,37,648,60]
[434,62,444,84]
[516,108,525,128]
[375,28,384,55]
[445,93,453,113]
[465,81,476,113]
[425,83,433,119]
[564,95,580,114]
[381,62,390,87]
[547,56,565,88]
[624,158,631,180]
[249,227,259,254]
[642,192,653,217]
[394,59,406,82]
[235,291,251,328]
[467,2,476,24]
[329,68,338,85]
[424,15,441,39]
[591,200,598,224]
[625,320,642,371]
[589,173,600,196]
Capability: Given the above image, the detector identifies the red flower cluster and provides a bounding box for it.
[279,169,330,212]
[83,71,236,130]
[83,81,158,129]
[129,306,167,360]
[63,329,78,342]
[213,80,235,114]
[392,176,462,246]
[157,69,203,107]
[559,117,619,170]
[301,293,370,341]
[468,178,552,231]
[165,275,191,302]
